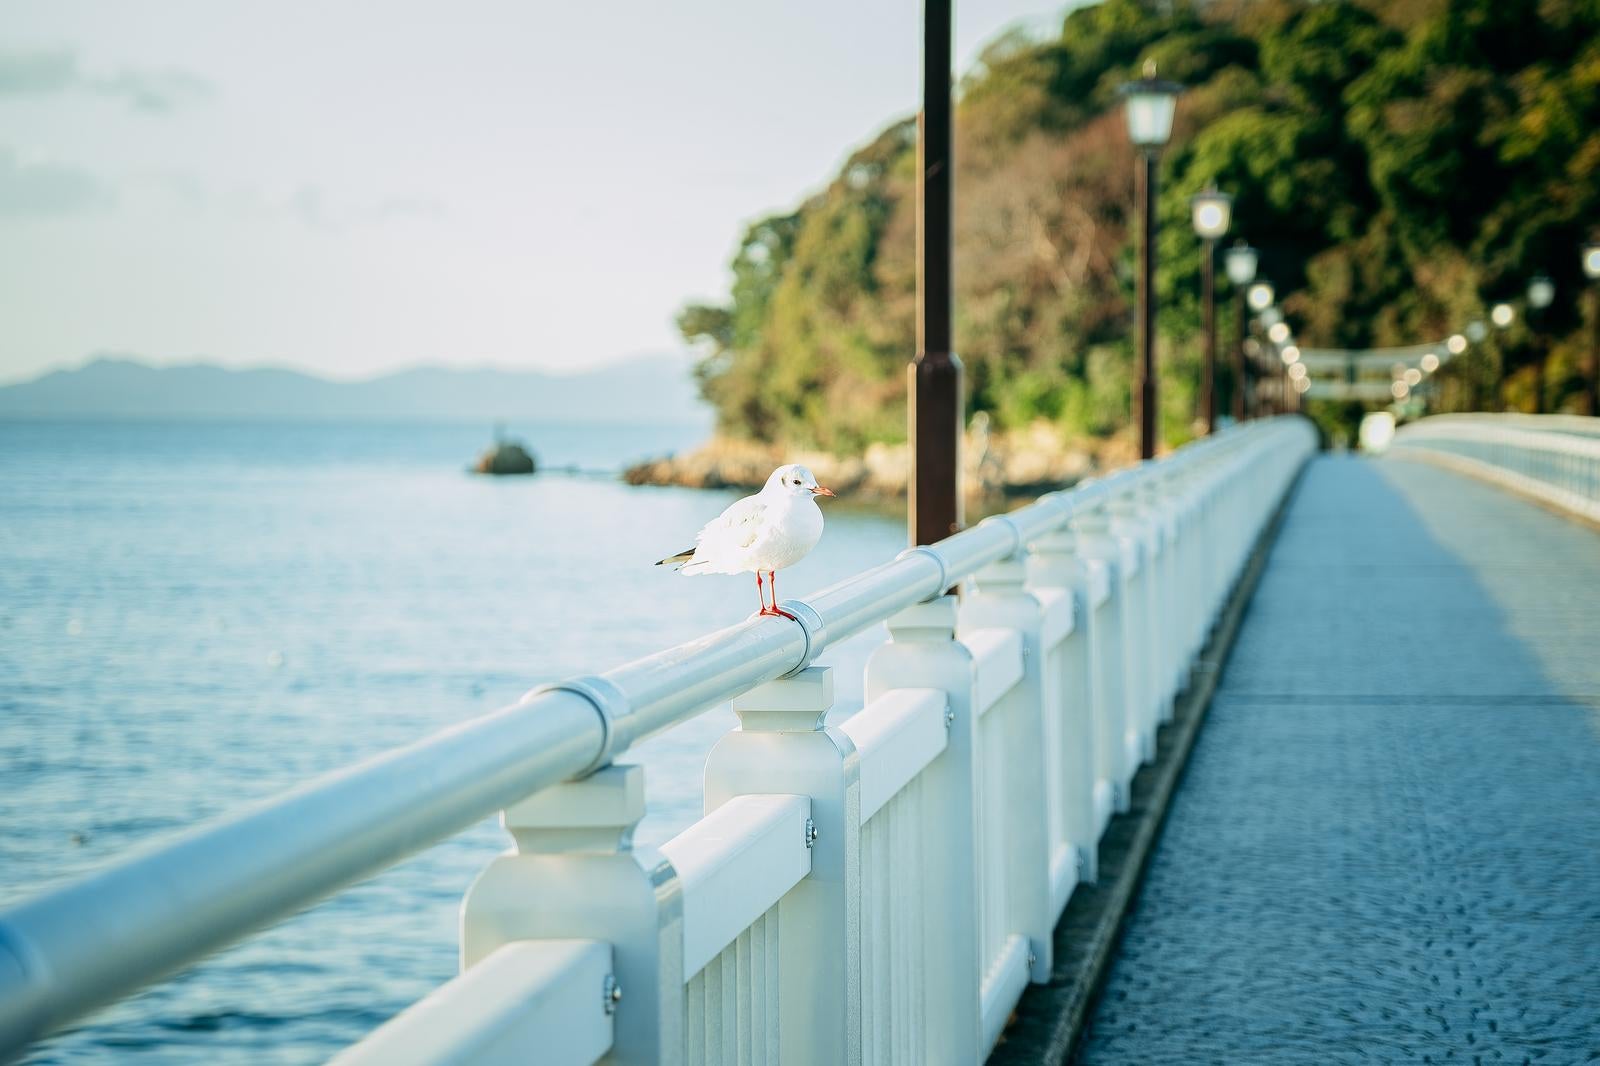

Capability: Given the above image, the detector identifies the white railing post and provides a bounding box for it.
[1027,529,1102,884]
[702,666,862,1066]
[460,764,683,1064]
[864,596,982,1065]
[1070,502,1133,814]
[1143,469,1185,718]
[1108,481,1161,763]
[960,548,1054,983]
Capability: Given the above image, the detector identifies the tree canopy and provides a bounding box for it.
[680,0,1600,451]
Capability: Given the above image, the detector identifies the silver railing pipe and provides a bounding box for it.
[0,418,1293,1058]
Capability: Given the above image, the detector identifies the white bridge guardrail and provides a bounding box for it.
[0,417,1317,1065]
[1389,413,1600,525]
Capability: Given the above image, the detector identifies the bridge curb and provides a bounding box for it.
[988,459,1309,1065]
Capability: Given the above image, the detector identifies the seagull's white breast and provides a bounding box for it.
[746,495,824,572]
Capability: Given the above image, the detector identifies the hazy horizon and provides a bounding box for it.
[2,1,1074,386]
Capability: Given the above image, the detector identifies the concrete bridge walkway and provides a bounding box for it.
[1079,455,1600,1063]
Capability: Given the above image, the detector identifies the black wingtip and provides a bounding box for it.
[655,549,695,567]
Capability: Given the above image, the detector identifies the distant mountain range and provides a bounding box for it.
[0,356,710,424]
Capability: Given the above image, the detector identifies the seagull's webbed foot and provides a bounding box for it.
[769,604,800,622]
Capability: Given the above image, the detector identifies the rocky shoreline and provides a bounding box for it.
[623,421,1140,507]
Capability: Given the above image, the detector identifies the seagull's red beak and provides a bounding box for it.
[811,485,835,498]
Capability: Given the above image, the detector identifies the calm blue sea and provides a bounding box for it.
[0,419,905,1063]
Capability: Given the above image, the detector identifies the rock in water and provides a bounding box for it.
[474,440,536,476]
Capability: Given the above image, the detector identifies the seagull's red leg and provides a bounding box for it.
[769,570,798,622]
[756,571,771,615]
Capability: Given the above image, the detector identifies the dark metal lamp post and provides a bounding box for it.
[1584,241,1600,416]
[1119,61,1182,459]
[1223,241,1257,423]
[1191,188,1233,433]
[1527,274,1555,414]
[909,0,961,545]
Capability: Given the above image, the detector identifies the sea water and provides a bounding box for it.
[0,419,905,1063]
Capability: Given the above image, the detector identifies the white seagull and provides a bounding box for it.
[656,464,835,619]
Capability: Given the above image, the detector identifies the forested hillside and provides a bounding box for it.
[679,0,1600,451]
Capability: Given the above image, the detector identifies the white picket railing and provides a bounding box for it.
[1389,413,1600,524]
[0,417,1317,1065]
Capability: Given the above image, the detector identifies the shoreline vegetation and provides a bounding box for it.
[671,0,1600,459]
[622,418,1143,507]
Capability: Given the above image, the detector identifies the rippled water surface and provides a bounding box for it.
[0,419,905,1063]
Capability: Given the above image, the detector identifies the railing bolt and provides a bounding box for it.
[1028,952,1037,967]
[603,974,622,1014]
[804,817,819,848]
[945,709,956,728]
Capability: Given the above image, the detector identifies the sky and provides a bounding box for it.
[0,0,1073,385]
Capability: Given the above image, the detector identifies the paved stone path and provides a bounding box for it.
[1078,456,1600,1065]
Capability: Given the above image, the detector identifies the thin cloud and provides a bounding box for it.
[0,48,213,113]
[0,146,113,216]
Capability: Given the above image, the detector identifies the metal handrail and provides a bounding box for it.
[0,418,1292,1057]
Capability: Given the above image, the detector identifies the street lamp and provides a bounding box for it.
[1120,59,1182,459]
[1446,334,1467,356]
[1491,302,1515,328]
[1584,239,1600,415]
[1268,321,1291,344]
[1247,281,1274,313]
[1191,187,1232,432]
[1466,320,1487,343]
[1527,275,1554,413]
[1224,242,1258,421]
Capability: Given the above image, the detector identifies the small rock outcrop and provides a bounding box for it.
[474,426,537,476]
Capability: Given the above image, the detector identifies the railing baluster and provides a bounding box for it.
[1028,529,1102,885]
[702,666,862,1066]
[1069,501,1134,816]
[864,596,982,1065]
[460,764,684,1063]
[961,549,1054,983]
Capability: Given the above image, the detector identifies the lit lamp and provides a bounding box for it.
[1224,242,1258,421]
[1247,281,1275,313]
[1584,239,1600,415]
[1491,302,1515,328]
[1528,275,1555,310]
[1466,320,1487,343]
[1191,187,1233,432]
[1120,59,1183,458]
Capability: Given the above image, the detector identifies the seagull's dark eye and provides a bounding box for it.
[792,478,800,485]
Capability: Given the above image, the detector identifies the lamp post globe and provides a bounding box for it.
[1491,303,1515,329]
[1585,241,1600,281]
[1191,187,1232,241]
[1118,59,1183,459]
[1248,281,1275,313]
[1225,243,1257,286]
[1466,320,1487,343]
[1119,59,1182,150]
[1527,275,1555,310]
